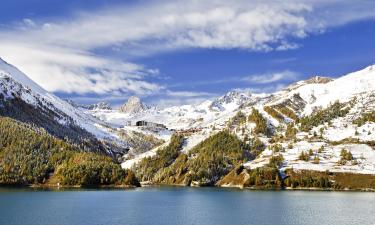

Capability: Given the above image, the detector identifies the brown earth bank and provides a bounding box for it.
[216,166,375,191]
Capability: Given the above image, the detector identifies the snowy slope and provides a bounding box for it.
[113,65,375,174]
[4,55,373,175]
[270,65,375,115]
[0,58,128,153]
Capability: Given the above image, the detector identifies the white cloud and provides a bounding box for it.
[0,42,162,95]
[22,18,36,28]
[0,0,374,99]
[153,97,213,108]
[243,70,299,84]
[166,90,216,98]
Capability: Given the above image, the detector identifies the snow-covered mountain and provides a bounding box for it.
[93,65,374,175]
[1,56,375,177]
[86,101,112,110]
[0,58,128,155]
[119,96,150,114]
[92,89,269,131]
[269,65,375,115]
[208,90,252,111]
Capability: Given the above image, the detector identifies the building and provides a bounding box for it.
[135,120,167,129]
[124,121,133,126]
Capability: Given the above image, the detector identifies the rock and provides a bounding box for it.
[119,96,149,114]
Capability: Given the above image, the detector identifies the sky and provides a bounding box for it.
[0,0,375,108]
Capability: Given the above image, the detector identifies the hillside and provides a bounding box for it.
[0,58,166,158]
[1,57,375,190]
[0,116,139,187]
[107,65,375,189]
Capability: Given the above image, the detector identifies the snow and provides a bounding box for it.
[244,141,375,175]
[181,131,211,153]
[0,58,128,150]
[121,148,157,169]
[91,90,268,131]
[2,57,375,175]
[117,64,375,172]
[121,142,171,169]
[295,65,375,115]
[0,58,48,96]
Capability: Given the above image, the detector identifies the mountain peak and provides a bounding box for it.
[283,75,333,92]
[208,90,251,112]
[304,76,333,84]
[0,57,47,95]
[119,96,149,114]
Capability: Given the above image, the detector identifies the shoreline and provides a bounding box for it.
[2,183,375,192]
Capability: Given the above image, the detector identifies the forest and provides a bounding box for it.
[0,116,139,187]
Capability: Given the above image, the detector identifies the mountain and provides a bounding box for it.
[88,101,112,110]
[93,64,375,189]
[119,96,150,114]
[0,58,128,156]
[1,57,375,189]
[269,65,375,115]
[208,90,252,112]
[284,75,333,91]
[92,89,267,131]
[64,100,112,110]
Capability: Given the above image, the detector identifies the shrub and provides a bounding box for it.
[263,106,284,122]
[274,105,299,122]
[285,123,298,139]
[338,148,353,165]
[245,167,281,187]
[248,108,271,136]
[299,151,309,161]
[250,137,266,157]
[270,143,283,153]
[353,111,375,126]
[300,101,350,131]
[318,145,324,153]
[268,155,284,168]
[227,111,247,128]
[313,155,320,164]
[284,170,331,188]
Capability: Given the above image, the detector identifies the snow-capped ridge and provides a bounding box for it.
[0,58,129,153]
[270,64,375,115]
[0,57,47,96]
[89,101,112,110]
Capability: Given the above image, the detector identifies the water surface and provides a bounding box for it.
[0,187,374,225]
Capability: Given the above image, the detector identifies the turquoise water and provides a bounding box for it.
[0,187,374,225]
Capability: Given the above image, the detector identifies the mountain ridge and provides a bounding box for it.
[1,58,375,189]
[0,58,129,156]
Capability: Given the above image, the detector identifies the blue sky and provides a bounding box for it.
[0,0,375,107]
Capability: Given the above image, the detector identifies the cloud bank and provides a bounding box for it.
[0,0,374,105]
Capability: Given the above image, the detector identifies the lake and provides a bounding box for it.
[0,187,374,225]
